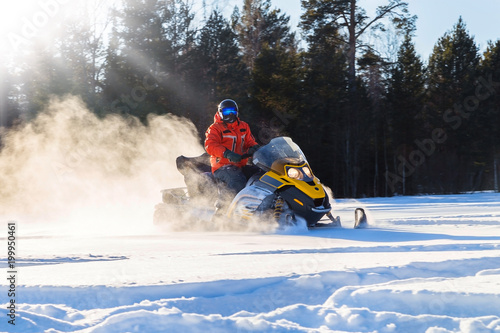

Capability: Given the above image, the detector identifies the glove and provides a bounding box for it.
[247,145,260,155]
[223,150,242,163]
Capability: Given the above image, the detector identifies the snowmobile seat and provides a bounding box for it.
[176,153,216,198]
[176,153,211,173]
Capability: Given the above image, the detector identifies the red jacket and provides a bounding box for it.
[205,112,258,173]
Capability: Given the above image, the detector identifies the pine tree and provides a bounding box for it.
[357,50,389,196]
[299,8,348,195]
[427,18,479,105]
[426,17,480,192]
[22,42,74,118]
[0,64,21,131]
[102,0,196,121]
[479,40,500,191]
[250,43,302,144]
[102,0,165,119]
[300,0,413,98]
[385,35,425,194]
[187,9,248,134]
[196,10,247,102]
[235,0,296,71]
[56,1,109,111]
[300,0,413,197]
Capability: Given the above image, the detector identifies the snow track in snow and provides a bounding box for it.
[9,256,500,332]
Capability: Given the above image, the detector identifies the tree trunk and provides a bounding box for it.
[348,0,357,95]
[344,0,358,197]
[494,151,499,192]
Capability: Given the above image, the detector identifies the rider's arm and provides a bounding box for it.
[204,125,227,158]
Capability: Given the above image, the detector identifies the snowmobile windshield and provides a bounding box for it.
[252,137,308,172]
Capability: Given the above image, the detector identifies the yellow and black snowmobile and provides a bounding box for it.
[154,137,367,229]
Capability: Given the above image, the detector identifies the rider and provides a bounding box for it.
[205,99,260,208]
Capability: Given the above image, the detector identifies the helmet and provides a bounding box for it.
[218,99,238,123]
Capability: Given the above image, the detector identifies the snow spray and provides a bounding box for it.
[0,95,204,235]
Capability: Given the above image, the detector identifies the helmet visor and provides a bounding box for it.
[221,107,237,117]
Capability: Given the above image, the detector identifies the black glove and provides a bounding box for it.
[247,145,260,155]
[224,150,242,163]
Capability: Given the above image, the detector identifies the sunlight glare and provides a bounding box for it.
[0,0,70,59]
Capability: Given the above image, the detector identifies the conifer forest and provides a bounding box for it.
[1,0,500,198]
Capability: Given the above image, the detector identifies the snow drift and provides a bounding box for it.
[1,193,500,332]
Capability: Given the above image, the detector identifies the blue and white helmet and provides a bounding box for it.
[218,99,238,123]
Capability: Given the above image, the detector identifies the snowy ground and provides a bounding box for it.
[2,192,500,333]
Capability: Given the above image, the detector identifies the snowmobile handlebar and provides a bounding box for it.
[241,153,253,159]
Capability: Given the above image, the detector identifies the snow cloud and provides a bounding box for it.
[0,95,204,234]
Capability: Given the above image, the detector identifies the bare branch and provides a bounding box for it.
[355,2,407,39]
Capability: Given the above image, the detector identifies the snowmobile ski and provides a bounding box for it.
[310,209,368,229]
[354,208,368,229]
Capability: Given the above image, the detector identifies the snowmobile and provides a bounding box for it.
[154,136,367,229]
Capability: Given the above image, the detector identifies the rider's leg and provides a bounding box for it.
[213,165,247,215]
